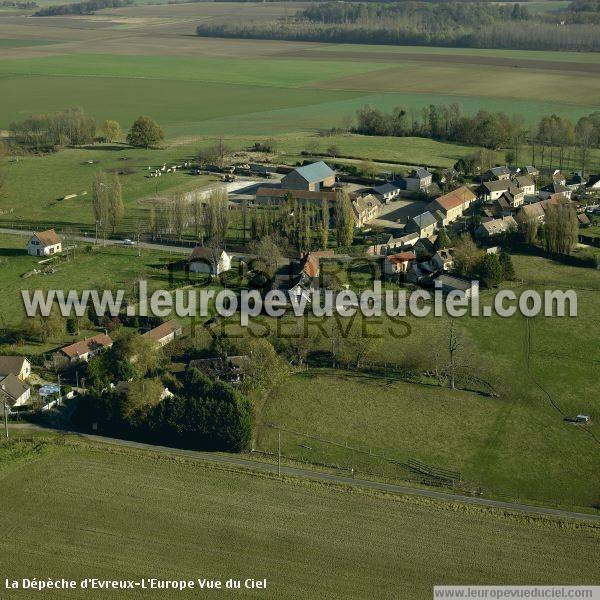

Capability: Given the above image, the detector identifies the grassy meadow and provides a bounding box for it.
[0,433,598,600]
[254,254,600,512]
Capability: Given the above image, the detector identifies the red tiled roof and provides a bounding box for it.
[388,251,416,264]
[301,251,334,278]
[434,186,476,212]
[143,320,182,342]
[33,229,61,247]
[60,333,112,359]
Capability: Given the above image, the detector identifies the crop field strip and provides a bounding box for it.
[0,435,598,600]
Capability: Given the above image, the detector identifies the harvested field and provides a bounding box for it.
[312,63,600,107]
[279,48,600,74]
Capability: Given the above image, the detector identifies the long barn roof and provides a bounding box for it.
[292,161,335,183]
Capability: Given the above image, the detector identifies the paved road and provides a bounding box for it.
[12,424,600,523]
[0,227,290,264]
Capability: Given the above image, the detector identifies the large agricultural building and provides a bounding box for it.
[281,161,336,191]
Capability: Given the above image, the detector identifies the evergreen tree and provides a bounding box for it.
[434,227,452,250]
[499,252,515,280]
[479,253,503,288]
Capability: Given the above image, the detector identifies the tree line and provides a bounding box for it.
[300,1,530,27]
[73,368,253,452]
[195,1,600,52]
[34,0,132,16]
[245,188,355,256]
[144,187,230,244]
[9,109,164,151]
[354,104,600,174]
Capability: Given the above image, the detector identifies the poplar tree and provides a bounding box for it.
[335,189,355,247]
[107,173,124,234]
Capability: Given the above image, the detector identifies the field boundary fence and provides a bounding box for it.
[262,423,464,489]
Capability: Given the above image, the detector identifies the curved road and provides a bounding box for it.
[12,424,600,523]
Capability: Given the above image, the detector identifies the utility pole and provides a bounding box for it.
[1,385,8,439]
[278,430,281,479]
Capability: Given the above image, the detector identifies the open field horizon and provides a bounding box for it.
[0,3,599,142]
[1,3,599,236]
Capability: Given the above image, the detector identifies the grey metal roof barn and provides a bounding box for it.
[293,161,335,184]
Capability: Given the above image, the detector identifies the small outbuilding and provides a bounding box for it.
[189,246,232,276]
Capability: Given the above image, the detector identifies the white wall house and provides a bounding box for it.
[189,247,232,276]
[28,229,62,257]
[0,373,31,408]
[0,356,31,381]
[143,320,183,347]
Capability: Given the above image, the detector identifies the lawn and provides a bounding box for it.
[0,433,598,600]
[583,226,600,239]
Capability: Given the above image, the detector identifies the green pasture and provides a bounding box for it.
[0,54,392,87]
[0,144,218,228]
[0,38,58,48]
[0,434,598,600]
[255,254,600,511]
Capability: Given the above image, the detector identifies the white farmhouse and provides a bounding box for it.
[189,246,232,276]
[28,229,62,257]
